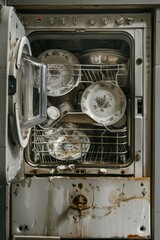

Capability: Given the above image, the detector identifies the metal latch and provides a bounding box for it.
[137,98,143,114]
[135,97,143,116]
[9,76,16,95]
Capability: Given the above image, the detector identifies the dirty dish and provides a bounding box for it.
[38,49,81,96]
[80,49,128,65]
[81,81,126,126]
[47,129,90,160]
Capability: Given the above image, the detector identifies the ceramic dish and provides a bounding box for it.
[47,129,90,160]
[81,81,126,126]
[38,49,81,96]
[80,49,128,65]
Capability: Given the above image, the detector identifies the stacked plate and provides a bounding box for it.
[38,49,81,97]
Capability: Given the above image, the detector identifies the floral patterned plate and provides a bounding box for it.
[38,49,81,96]
[81,81,126,126]
[47,129,90,160]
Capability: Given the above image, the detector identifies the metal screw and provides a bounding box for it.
[135,151,141,161]
[136,58,143,65]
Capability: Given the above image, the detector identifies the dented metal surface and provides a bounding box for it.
[11,177,150,238]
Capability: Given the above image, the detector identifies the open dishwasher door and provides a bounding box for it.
[0,6,47,184]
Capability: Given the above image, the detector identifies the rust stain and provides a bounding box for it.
[29,169,37,174]
[29,169,51,174]
[127,234,150,239]
[13,187,18,197]
[78,183,83,189]
[109,189,150,208]
[142,188,147,197]
[121,196,150,203]
[127,177,150,181]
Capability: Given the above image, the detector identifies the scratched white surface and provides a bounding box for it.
[11,177,150,238]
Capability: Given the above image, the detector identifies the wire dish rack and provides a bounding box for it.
[81,63,128,84]
[26,125,129,168]
[27,63,131,169]
[46,63,129,87]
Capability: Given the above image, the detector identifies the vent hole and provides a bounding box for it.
[75,169,86,174]
[78,183,83,189]
[140,225,146,231]
[19,226,23,231]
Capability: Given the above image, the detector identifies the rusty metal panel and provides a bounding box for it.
[11,177,150,239]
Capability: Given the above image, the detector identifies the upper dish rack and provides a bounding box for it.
[43,63,129,127]
[46,63,129,87]
[80,63,128,85]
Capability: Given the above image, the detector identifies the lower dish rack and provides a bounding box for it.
[25,125,130,169]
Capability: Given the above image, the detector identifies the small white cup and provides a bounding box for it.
[47,106,60,121]
[39,106,60,129]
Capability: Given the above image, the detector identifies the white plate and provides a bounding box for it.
[81,81,126,126]
[47,129,90,160]
[38,49,81,96]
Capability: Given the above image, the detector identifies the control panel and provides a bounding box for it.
[18,14,150,30]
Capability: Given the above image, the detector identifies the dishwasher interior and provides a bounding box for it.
[25,32,134,175]
[8,10,152,239]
